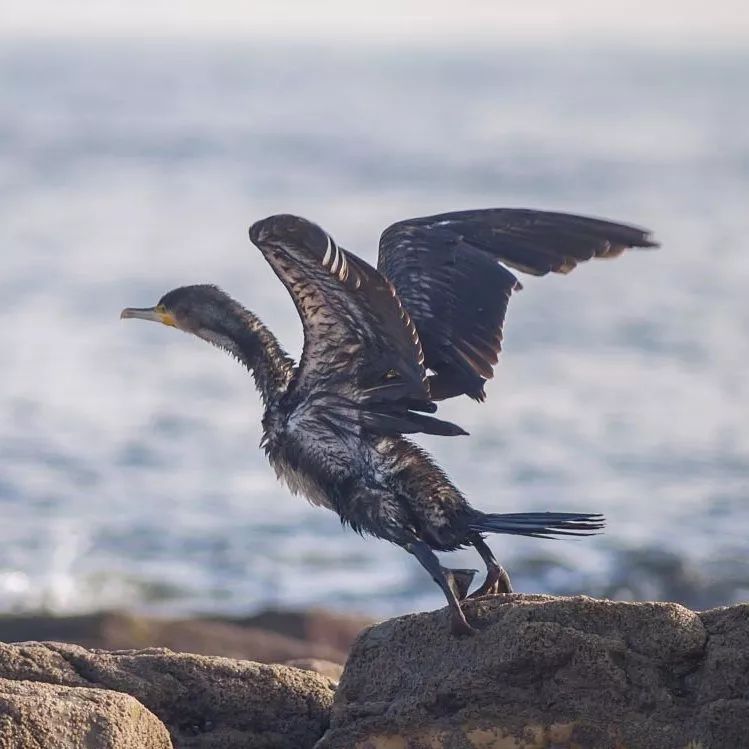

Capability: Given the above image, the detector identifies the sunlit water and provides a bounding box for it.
[1,40,747,617]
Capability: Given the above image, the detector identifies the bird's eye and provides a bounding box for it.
[383,368,400,381]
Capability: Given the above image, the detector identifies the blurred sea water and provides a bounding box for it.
[0,39,747,617]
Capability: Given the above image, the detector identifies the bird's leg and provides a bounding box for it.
[406,540,477,636]
[468,534,513,598]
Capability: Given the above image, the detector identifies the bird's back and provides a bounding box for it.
[369,435,475,551]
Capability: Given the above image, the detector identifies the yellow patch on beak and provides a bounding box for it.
[158,311,177,327]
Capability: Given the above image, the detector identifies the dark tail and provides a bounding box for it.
[470,511,604,539]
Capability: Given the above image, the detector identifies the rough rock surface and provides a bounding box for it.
[318,594,749,749]
[0,643,335,749]
[0,677,171,749]
[0,608,373,664]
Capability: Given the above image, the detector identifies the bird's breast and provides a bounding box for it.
[270,453,336,511]
[263,411,377,515]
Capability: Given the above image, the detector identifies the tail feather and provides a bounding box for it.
[470,511,604,539]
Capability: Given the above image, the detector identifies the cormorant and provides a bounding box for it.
[121,209,657,635]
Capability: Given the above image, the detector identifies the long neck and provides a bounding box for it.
[199,303,295,407]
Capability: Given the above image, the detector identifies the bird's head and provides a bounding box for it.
[121,284,238,339]
[122,283,292,402]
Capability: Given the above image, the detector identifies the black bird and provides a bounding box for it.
[121,209,657,634]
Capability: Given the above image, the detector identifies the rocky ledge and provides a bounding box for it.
[1,595,748,748]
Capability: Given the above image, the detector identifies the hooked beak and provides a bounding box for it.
[120,306,177,327]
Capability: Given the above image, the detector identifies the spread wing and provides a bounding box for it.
[378,208,658,402]
[249,214,466,437]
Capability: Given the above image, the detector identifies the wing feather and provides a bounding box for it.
[378,208,658,401]
[249,214,466,437]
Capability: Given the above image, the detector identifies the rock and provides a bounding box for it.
[318,594,749,749]
[0,643,335,748]
[8,596,748,748]
[0,677,172,749]
[0,609,370,664]
[282,659,345,683]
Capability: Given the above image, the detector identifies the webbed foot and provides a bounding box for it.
[468,565,513,598]
[442,567,478,600]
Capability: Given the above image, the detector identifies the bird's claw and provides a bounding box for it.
[450,610,478,637]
